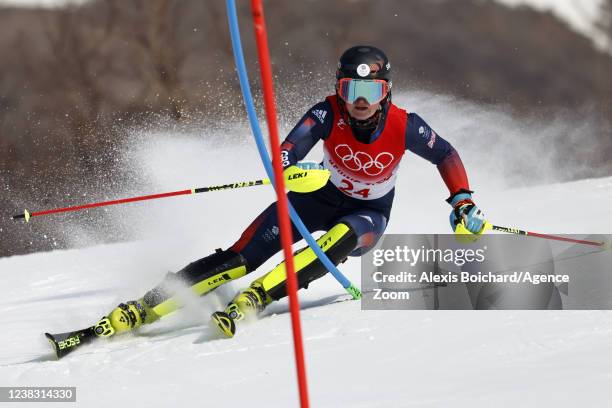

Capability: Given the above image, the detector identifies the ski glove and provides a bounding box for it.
[283,162,330,193]
[448,190,486,234]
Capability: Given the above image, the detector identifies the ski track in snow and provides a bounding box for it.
[1,91,611,407]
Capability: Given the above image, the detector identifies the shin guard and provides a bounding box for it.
[143,249,249,318]
[258,223,357,301]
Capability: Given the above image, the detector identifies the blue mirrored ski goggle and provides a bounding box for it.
[336,78,390,105]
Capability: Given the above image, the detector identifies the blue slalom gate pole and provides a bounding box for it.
[225,0,361,299]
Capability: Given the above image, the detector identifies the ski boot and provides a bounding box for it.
[94,299,160,338]
[211,282,271,338]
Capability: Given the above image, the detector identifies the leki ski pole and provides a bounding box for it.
[457,221,610,249]
[12,167,330,222]
[490,223,610,248]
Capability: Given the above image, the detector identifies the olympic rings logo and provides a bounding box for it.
[334,144,395,176]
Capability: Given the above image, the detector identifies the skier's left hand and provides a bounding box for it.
[448,190,486,234]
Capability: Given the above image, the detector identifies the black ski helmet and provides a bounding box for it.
[336,45,391,83]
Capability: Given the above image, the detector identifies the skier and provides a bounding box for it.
[97,45,486,338]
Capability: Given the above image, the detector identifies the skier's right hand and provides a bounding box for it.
[283,163,330,193]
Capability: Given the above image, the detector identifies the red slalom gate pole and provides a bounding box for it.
[250,1,310,407]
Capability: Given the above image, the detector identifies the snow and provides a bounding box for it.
[495,0,603,34]
[494,0,608,50]
[1,91,611,407]
[0,0,86,7]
